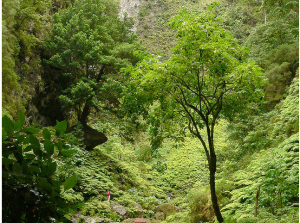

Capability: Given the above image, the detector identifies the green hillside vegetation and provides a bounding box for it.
[2,0,298,222]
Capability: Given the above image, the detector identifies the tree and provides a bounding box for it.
[41,0,143,125]
[2,112,77,222]
[122,7,265,222]
[38,0,144,149]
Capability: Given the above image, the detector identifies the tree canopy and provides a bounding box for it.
[122,8,265,222]
[41,0,144,125]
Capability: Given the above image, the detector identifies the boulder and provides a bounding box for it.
[154,211,165,221]
[132,203,144,218]
[154,203,177,216]
[111,203,127,216]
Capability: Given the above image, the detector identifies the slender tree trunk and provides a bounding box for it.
[254,187,260,217]
[79,103,90,126]
[209,153,224,222]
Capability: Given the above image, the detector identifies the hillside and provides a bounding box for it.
[2,0,299,222]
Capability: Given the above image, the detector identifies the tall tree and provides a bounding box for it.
[122,8,265,222]
[39,0,144,148]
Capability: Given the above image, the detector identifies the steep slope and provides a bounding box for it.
[119,0,214,58]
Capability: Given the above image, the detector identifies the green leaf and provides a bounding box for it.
[43,128,51,140]
[14,112,25,131]
[60,149,77,157]
[24,154,36,160]
[30,124,42,128]
[37,178,52,193]
[2,129,7,141]
[12,162,22,173]
[20,128,40,134]
[18,111,25,127]
[17,135,25,143]
[29,135,40,148]
[32,145,42,157]
[55,120,67,136]
[2,158,15,167]
[3,115,14,135]
[44,140,54,156]
[24,145,36,152]
[63,175,77,191]
[41,162,57,177]
[55,141,63,151]
[28,165,41,174]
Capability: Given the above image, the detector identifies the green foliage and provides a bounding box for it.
[2,112,77,222]
[136,0,214,58]
[270,77,299,143]
[161,138,208,192]
[218,0,299,108]
[42,0,144,124]
[222,134,299,221]
[2,0,24,117]
[81,198,111,217]
[223,76,299,165]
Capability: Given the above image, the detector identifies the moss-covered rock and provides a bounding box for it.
[155,203,177,216]
[154,211,165,220]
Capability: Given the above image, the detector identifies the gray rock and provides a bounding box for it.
[112,203,127,216]
[154,211,165,221]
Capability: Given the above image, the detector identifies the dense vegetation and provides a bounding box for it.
[2,0,298,222]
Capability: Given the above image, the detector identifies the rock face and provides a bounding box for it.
[119,0,140,32]
[82,124,107,150]
[154,203,177,216]
[111,203,127,216]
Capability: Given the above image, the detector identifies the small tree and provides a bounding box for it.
[122,8,265,222]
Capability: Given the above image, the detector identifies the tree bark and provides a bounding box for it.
[254,187,260,217]
[79,103,107,150]
[79,103,90,126]
[209,153,224,223]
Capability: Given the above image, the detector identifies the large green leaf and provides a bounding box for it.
[37,178,52,193]
[43,128,51,140]
[55,141,63,151]
[63,175,77,191]
[17,135,25,143]
[24,154,36,160]
[2,129,7,141]
[3,115,14,135]
[41,161,57,177]
[14,112,25,131]
[28,165,41,174]
[29,135,40,148]
[60,149,77,157]
[55,120,67,136]
[12,162,22,173]
[44,140,54,156]
[2,158,15,168]
[33,146,42,158]
[24,145,37,152]
[18,111,25,127]
[20,128,40,134]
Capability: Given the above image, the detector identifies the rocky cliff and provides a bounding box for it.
[118,0,213,58]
